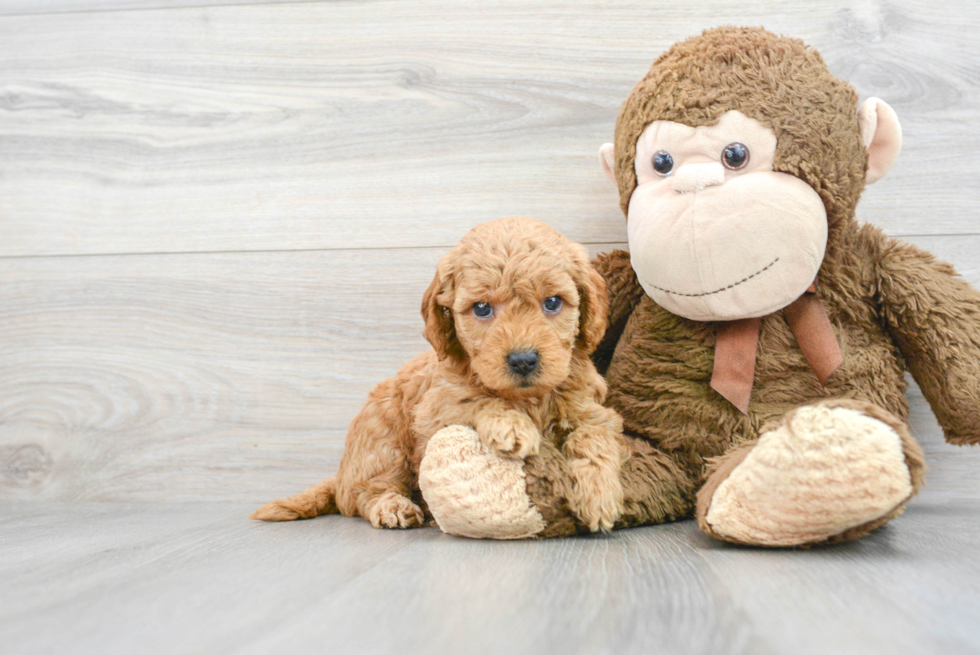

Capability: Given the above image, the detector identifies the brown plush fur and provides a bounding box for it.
[251,217,629,531]
[577,26,980,543]
[524,428,696,538]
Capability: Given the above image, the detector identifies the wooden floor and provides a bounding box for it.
[2,0,980,653]
[3,452,980,655]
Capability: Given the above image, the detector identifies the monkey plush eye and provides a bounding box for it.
[472,302,493,319]
[722,142,749,170]
[652,150,674,176]
[542,296,563,314]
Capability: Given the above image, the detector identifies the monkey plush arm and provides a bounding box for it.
[591,249,645,374]
[874,233,980,445]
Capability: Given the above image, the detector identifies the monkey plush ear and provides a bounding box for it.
[858,98,902,185]
[598,143,617,186]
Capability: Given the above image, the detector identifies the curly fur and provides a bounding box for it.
[251,217,628,532]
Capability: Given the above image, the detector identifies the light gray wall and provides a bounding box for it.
[2,0,979,501]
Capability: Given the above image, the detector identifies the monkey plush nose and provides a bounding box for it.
[507,350,539,377]
[671,162,726,193]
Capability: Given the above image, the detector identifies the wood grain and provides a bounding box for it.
[0,242,620,501]
[0,0,315,16]
[0,246,435,501]
[1,0,979,257]
[1,4,980,651]
[0,499,977,655]
[2,236,977,502]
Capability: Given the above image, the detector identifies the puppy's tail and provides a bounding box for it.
[250,476,340,522]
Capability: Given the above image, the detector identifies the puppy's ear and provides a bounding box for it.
[421,262,467,363]
[573,249,609,354]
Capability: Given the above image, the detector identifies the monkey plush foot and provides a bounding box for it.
[696,400,926,547]
[419,425,547,539]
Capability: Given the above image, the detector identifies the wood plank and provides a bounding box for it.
[0,502,427,654]
[0,246,437,502]
[2,235,978,503]
[0,241,622,502]
[1,0,979,257]
[0,0,317,16]
[0,499,978,654]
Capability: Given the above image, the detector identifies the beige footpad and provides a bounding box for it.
[419,425,546,539]
[704,404,914,546]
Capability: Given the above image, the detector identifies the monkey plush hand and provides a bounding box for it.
[421,26,980,546]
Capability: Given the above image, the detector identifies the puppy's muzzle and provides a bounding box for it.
[507,349,539,379]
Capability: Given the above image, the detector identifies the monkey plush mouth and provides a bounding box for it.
[638,257,779,298]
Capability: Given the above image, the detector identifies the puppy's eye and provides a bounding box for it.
[542,296,563,314]
[722,142,749,170]
[472,302,493,319]
[652,150,674,176]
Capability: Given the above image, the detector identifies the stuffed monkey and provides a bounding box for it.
[420,26,980,545]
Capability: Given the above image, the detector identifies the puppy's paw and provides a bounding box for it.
[479,412,541,459]
[367,492,425,529]
[568,458,624,532]
[250,500,303,522]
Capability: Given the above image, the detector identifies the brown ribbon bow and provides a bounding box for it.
[710,282,843,414]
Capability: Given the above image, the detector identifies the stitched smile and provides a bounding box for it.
[640,257,779,298]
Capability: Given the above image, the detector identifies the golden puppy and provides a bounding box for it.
[252,217,627,532]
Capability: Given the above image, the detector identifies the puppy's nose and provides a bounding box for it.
[507,350,539,377]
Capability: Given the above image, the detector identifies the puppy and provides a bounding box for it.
[251,216,627,532]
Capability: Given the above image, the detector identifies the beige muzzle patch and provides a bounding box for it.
[628,171,827,321]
